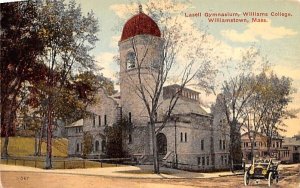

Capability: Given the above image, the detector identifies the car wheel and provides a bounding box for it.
[275,172,279,183]
[244,172,250,186]
[268,172,273,187]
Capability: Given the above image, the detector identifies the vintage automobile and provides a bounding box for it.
[244,158,279,187]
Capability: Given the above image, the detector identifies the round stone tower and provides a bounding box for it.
[119,6,164,125]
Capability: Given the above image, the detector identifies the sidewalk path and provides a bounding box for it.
[0,164,236,179]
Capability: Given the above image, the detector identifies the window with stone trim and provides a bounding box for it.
[76,143,80,152]
[202,157,205,166]
[92,115,96,127]
[126,51,136,69]
[223,140,226,150]
[180,132,183,142]
[129,134,132,144]
[101,140,106,152]
[206,156,209,165]
[201,140,204,150]
[224,155,227,164]
[95,140,99,151]
[184,132,187,142]
[197,157,201,165]
[129,112,132,123]
[98,115,101,126]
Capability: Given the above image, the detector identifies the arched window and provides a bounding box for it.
[126,52,136,69]
[95,140,99,151]
[76,143,80,152]
[156,133,167,155]
[101,140,106,152]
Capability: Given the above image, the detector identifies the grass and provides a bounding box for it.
[0,136,126,169]
[0,136,68,157]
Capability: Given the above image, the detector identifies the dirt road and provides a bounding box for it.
[1,170,299,188]
[1,164,299,188]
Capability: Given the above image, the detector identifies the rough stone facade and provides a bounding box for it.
[67,10,230,171]
[66,89,119,158]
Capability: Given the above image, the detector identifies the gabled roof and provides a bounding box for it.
[65,119,83,128]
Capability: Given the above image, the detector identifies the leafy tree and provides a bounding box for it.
[219,74,253,168]
[257,72,295,154]
[82,132,93,158]
[219,70,295,163]
[34,0,99,168]
[105,117,132,158]
[0,1,45,157]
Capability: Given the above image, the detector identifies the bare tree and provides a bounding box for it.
[119,2,219,173]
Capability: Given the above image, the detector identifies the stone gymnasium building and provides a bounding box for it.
[66,6,230,171]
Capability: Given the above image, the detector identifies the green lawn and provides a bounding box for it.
[0,136,126,169]
[0,136,68,157]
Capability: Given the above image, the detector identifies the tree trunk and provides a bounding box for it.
[229,121,242,171]
[267,136,272,156]
[1,103,14,158]
[151,122,159,174]
[250,140,254,160]
[34,130,39,156]
[45,102,53,169]
[37,120,46,156]
[2,136,9,158]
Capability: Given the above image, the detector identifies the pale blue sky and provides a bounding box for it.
[74,0,300,137]
[3,0,298,136]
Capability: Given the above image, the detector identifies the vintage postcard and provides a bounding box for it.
[1,0,299,187]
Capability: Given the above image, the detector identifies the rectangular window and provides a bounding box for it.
[76,143,80,152]
[129,134,132,144]
[219,140,222,150]
[197,157,201,165]
[201,140,204,150]
[206,156,209,165]
[93,115,95,127]
[180,132,183,142]
[104,115,107,125]
[223,140,226,150]
[221,156,223,165]
[98,115,101,126]
[129,112,132,123]
[224,155,227,164]
[202,157,205,166]
[185,132,187,142]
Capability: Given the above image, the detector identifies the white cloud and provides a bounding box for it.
[221,20,297,42]
[110,3,138,20]
[95,52,118,81]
